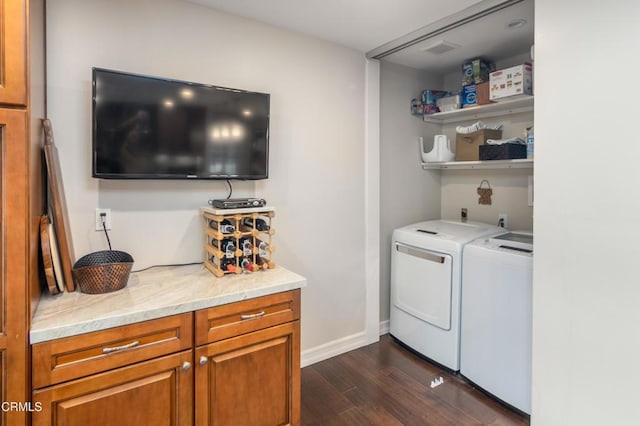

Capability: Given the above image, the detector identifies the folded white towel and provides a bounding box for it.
[456,121,504,134]
[456,120,485,134]
[485,137,526,145]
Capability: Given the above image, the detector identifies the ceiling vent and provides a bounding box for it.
[421,40,460,55]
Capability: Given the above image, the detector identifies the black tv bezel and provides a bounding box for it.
[91,67,270,180]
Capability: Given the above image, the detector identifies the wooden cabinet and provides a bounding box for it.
[31,290,301,425]
[1,107,32,425]
[195,289,299,345]
[0,0,27,106]
[33,350,193,426]
[32,313,193,389]
[195,290,301,425]
[195,322,300,426]
[32,314,195,426]
[1,0,45,423]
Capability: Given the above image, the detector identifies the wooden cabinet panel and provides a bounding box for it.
[0,349,4,426]
[33,313,193,388]
[0,108,30,425]
[0,0,27,105]
[195,321,300,426]
[195,289,300,345]
[33,350,194,426]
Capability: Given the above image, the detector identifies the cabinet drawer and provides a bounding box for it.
[195,289,300,346]
[32,313,193,388]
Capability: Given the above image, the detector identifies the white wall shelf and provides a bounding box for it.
[422,96,534,124]
[422,158,533,170]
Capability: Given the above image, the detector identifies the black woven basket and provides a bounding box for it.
[72,250,134,294]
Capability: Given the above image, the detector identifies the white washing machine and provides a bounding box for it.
[460,231,533,414]
[390,219,502,371]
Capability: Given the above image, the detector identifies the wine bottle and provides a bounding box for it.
[221,257,239,273]
[209,218,235,234]
[255,254,270,270]
[211,255,239,273]
[239,237,253,256]
[240,257,256,272]
[257,240,270,257]
[242,217,270,231]
[211,238,236,258]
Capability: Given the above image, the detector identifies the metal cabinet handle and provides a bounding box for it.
[240,311,265,320]
[199,356,208,366]
[182,361,191,371]
[102,340,139,354]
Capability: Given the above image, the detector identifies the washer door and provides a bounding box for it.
[392,242,453,330]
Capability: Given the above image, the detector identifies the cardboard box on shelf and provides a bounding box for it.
[455,129,503,161]
[461,82,491,108]
[489,63,533,101]
[462,58,494,85]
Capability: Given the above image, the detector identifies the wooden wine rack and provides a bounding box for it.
[201,206,275,278]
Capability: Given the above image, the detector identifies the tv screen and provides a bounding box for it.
[92,68,269,179]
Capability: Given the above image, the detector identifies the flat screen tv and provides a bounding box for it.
[92,68,269,179]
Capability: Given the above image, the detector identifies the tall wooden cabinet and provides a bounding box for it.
[1,0,46,424]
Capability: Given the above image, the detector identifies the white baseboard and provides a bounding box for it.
[301,331,368,367]
[301,321,391,367]
[379,319,390,335]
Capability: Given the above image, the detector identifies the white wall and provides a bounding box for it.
[533,1,640,424]
[440,168,532,230]
[46,0,369,356]
[379,60,442,322]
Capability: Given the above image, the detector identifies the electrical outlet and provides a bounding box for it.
[95,208,112,231]
[498,213,508,229]
[461,208,468,222]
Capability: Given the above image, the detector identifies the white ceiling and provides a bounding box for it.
[186,0,485,52]
[185,0,534,73]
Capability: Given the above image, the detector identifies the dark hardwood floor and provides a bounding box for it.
[301,334,529,425]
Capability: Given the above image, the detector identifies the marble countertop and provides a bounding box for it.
[30,264,307,344]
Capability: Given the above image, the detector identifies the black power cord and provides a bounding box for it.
[225,179,233,199]
[131,261,203,273]
[100,212,112,250]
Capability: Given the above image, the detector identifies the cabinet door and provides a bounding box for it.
[0,108,29,425]
[0,0,27,105]
[33,350,194,426]
[195,321,300,426]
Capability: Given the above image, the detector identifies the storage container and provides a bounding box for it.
[462,58,494,85]
[455,129,503,161]
[479,143,527,160]
[461,82,490,108]
[436,94,460,112]
[421,89,449,114]
[489,63,533,101]
[72,250,134,294]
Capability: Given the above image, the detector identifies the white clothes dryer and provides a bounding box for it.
[460,231,533,414]
[390,220,502,371]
